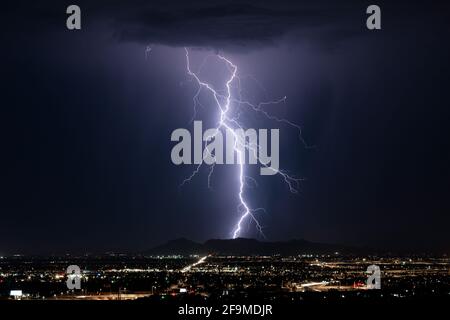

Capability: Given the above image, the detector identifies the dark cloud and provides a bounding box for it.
[93,0,449,51]
[109,1,359,51]
[3,0,373,51]
[5,0,447,52]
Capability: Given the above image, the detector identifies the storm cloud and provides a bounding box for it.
[5,0,386,51]
[5,0,445,52]
[108,0,362,51]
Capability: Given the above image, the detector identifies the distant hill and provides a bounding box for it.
[145,238,364,256]
[146,238,206,255]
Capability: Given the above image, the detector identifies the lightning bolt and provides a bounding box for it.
[181,47,304,239]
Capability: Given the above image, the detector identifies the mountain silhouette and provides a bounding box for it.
[147,238,206,255]
[145,238,362,255]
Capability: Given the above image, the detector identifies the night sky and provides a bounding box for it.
[1,1,449,254]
